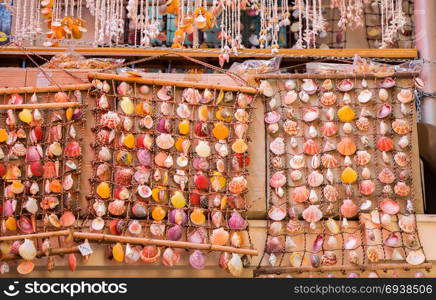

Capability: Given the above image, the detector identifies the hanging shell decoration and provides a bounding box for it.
[261,74,425,277]
[89,76,257,276]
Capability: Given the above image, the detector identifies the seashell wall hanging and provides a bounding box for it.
[256,73,429,278]
[87,73,258,276]
[0,84,89,275]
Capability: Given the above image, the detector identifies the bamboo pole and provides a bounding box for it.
[0,102,84,110]
[1,246,80,261]
[250,71,420,80]
[253,263,433,276]
[88,72,259,94]
[72,232,259,256]
[0,230,70,242]
[0,83,92,95]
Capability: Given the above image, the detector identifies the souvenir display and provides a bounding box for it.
[256,72,428,277]
[86,73,258,276]
[0,84,88,275]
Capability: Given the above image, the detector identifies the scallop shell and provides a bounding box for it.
[283,90,298,105]
[284,79,296,91]
[320,92,337,106]
[303,139,319,155]
[380,198,400,215]
[358,89,372,103]
[354,150,371,166]
[156,134,175,150]
[321,79,333,91]
[394,181,410,196]
[337,138,356,156]
[356,117,370,132]
[321,122,337,137]
[301,79,318,94]
[394,152,408,167]
[367,246,381,263]
[377,136,394,151]
[378,168,395,184]
[379,88,389,101]
[307,171,324,187]
[283,120,299,136]
[101,111,121,129]
[337,79,353,92]
[323,185,339,202]
[291,186,309,203]
[290,170,303,181]
[264,111,281,124]
[321,154,338,168]
[260,80,274,97]
[270,137,285,155]
[268,206,287,221]
[359,180,375,195]
[289,155,305,169]
[398,214,416,233]
[397,89,414,103]
[270,171,287,188]
[380,77,395,88]
[392,119,411,135]
[303,107,319,122]
[406,250,426,266]
[302,205,323,223]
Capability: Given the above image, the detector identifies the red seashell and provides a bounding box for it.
[65,141,82,157]
[194,172,209,190]
[190,190,201,206]
[43,161,57,178]
[114,168,133,186]
[0,163,6,177]
[377,136,394,152]
[68,254,77,272]
[33,126,43,141]
[29,161,43,177]
[235,153,250,167]
[140,246,161,263]
[109,219,124,235]
[194,121,209,137]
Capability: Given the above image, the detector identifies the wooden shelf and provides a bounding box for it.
[0,47,419,59]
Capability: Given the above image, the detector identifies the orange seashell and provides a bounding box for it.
[68,253,77,272]
[49,179,62,193]
[394,181,410,196]
[283,120,299,136]
[320,92,337,106]
[17,260,35,275]
[291,186,309,203]
[60,211,76,227]
[340,199,359,218]
[379,198,400,215]
[354,150,371,166]
[190,208,206,225]
[231,139,248,153]
[392,119,411,135]
[356,117,370,132]
[323,185,339,202]
[321,154,338,168]
[337,138,356,156]
[140,246,161,263]
[377,136,394,151]
[303,139,319,155]
[228,176,247,194]
[54,92,69,102]
[212,122,229,140]
[210,227,229,246]
[359,180,375,195]
[321,122,337,137]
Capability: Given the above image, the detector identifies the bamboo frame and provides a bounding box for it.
[250,71,420,80]
[0,83,92,95]
[1,247,80,262]
[253,263,433,276]
[87,72,259,94]
[0,230,259,256]
[0,102,84,109]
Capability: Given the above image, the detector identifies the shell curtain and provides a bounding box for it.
[258,75,427,277]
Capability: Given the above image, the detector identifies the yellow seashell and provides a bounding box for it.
[198,105,209,121]
[66,107,73,121]
[220,196,228,210]
[96,182,111,199]
[0,128,8,142]
[337,105,355,122]
[178,120,190,135]
[216,89,224,105]
[341,167,358,184]
[170,191,186,208]
[212,122,229,140]
[231,139,248,153]
[120,97,134,115]
[5,216,17,231]
[123,134,135,148]
[211,171,226,192]
[19,109,33,123]
[215,107,232,122]
[0,242,11,255]
[175,137,186,152]
[112,243,125,262]
[135,102,145,116]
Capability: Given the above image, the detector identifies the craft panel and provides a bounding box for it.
[86,75,257,275]
[0,88,87,274]
[257,74,427,277]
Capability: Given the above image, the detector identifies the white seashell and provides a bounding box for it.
[289,155,306,169]
[307,171,324,187]
[326,169,334,184]
[325,108,335,121]
[344,156,352,167]
[327,235,338,248]
[18,239,37,260]
[342,218,349,228]
[285,236,297,250]
[406,250,425,265]
[358,89,372,103]
[290,170,303,181]
[260,81,274,97]
[381,213,391,225]
[379,88,389,101]
[290,137,298,149]
[362,167,371,179]
[345,236,357,249]
[360,107,373,118]
[400,103,410,115]
[311,154,320,169]
[343,122,353,134]
[343,93,351,104]
[406,199,415,214]
[323,141,336,152]
[398,135,409,148]
[284,80,297,91]
[275,187,284,198]
[361,79,368,88]
[269,253,277,266]
[382,151,391,164]
[270,137,285,155]
[360,199,372,210]
[299,91,310,103]
[309,189,318,203]
[269,97,279,109]
[268,123,279,134]
[391,249,404,260]
[361,136,371,148]
[24,197,38,214]
[308,126,318,138]
[380,120,389,135]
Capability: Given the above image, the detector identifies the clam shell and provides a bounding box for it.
[406,250,425,265]
[358,89,372,103]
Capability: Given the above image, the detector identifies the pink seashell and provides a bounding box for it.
[193,157,209,171]
[302,205,323,223]
[167,224,183,241]
[301,79,318,95]
[378,168,395,184]
[307,171,324,187]
[18,216,34,233]
[26,146,42,162]
[283,90,298,105]
[398,214,416,233]
[321,154,338,168]
[303,107,319,122]
[270,171,286,188]
[157,86,173,101]
[117,82,132,96]
[321,122,337,137]
[340,199,358,218]
[137,149,152,166]
[354,150,371,166]
[101,111,121,129]
[162,248,180,267]
[380,77,396,88]
[268,206,287,221]
[380,198,400,215]
[323,185,339,202]
[385,232,400,247]
[289,155,305,169]
[228,210,247,230]
[291,186,309,203]
[345,235,357,249]
[264,111,281,124]
[189,250,206,269]
[377,103,392,118]
[337,79,354,92]
[188,228,207,244]
[320,92,337,106]
[312,234,324,252]
[359,180,375,195]
[266,236,284,253]
[394,182,410,196]
[270,137,285,155]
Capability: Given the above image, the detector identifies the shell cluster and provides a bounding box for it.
[90,79,254,276]
[263,77,425,273]
[0,90,85,275]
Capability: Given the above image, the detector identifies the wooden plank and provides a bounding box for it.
[0,47,419,59]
